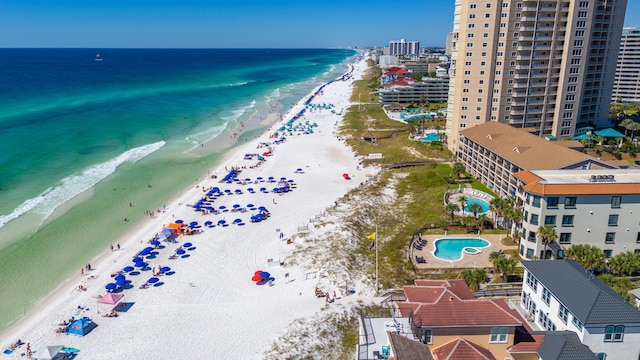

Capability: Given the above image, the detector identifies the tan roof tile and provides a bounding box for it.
[460,122,594,170]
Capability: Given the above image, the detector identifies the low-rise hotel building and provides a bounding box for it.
[378,77,449,105]
[515,169,640,260]
[457,121,615,197]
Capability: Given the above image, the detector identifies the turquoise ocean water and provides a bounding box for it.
[0,48,356,330]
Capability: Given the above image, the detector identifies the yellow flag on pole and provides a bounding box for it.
[367,232,376,240]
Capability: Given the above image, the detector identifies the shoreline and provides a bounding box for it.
[1,54,369,358]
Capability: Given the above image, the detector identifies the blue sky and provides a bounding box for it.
[0,0,639,48]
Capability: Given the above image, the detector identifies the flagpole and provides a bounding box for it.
[375,224,378,295]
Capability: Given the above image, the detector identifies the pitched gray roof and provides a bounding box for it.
[537,331,599,360]
[521,260,640,325]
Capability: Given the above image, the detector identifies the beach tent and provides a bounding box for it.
[67,317,97,337]
[166,223,184,234]
[32,345,63,360]
[98,292,124,311]
[157,228,175,241]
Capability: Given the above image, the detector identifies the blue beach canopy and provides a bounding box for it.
[123,266,134,272]
[105,283,117,290]
[595,128,625,138]
[183,242,193,248]
[147,277,159,284]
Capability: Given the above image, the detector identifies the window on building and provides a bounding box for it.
[578,11,587,18]
[576,21,586,28]
[547,197,559,208]
[572,315,583,330]
[575,30,585,37]
[464,79,470,84]
[636,232,640,244]
[421,328,433,344]
[611,196,621,208]
[608,214,619,226]
[485,23,490,28]
[597,353,607,360]
[503,3,508,7]
[604,325,624,342]
[532,196,541,207]
[568,76,578,83]
[562,215,574,226]
[542,287,551,305]
[467,43,473,48]
[570,67,579,74]
[526,272,538,291]
[489,327,508,343]
[558,305,569,324]
[544,215,556,226]
[605,232,615,244]
[574,40,583,47]
[559,233,572,244]
[570,59,581,65]
[530,214,539,225]
[604,249,613,258]
[539,311,556,331]
[469,24,475,29]
[467,33,474,38]
[470,4,477,9]
[469,14,476,19]
[564,197,577,208]
[485,13,490,18]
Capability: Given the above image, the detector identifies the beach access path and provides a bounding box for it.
[1,57,371,359]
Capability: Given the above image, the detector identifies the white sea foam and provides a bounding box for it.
[185,123,228,148]
[0,141,166,229]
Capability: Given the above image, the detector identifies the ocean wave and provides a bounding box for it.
[228,81,249,87]
[185,123,228,147]
[0,141,166,229]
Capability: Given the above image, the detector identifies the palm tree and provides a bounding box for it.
[536,225,557,259]
[477,214,491,231]
[489,197,504,225]
[619,118,635,137]
[564,244,605,271]
[628,121,640,143]
[460,269,487,292]
[458,195,468,216]
[468,202,483,219]
[510,208,523,239]
[452,162,466,180]
[492,256,517,282]
[444,202,460,224]
[609,251,640,276]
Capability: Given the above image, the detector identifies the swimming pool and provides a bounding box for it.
[419,133,442,142]
[464,197,490,214]
[433,238,490,261]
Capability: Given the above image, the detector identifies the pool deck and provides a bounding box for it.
[412,234,516,269]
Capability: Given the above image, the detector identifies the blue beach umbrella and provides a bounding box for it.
[150,240,160,246]
[147,277,159,284]
[183,242,193,248]
[233,204,241,209]
[219,205,227,210]
[176,249,186,255]
[114,274,126,281]
[160,266,171,273]
[123,266,134,272]
[247,204,254,208]
[175,219,184,224]
[204,221,213,226]
[260,271,270,279]
[116,277,127,286]
[234,218,242,223]
[105,283,117,291]
[132,257,144,263]
[217,219,226,225]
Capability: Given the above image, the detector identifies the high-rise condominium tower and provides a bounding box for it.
[445,0,627,152]
[612,27,640,103]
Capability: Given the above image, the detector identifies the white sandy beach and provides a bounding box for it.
[1,56,373,359]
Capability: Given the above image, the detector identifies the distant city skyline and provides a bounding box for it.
[0,1,638,48]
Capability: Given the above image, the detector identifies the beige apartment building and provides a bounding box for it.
[446,0,628,152]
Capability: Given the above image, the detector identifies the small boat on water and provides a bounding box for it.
[94,53,103,61]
